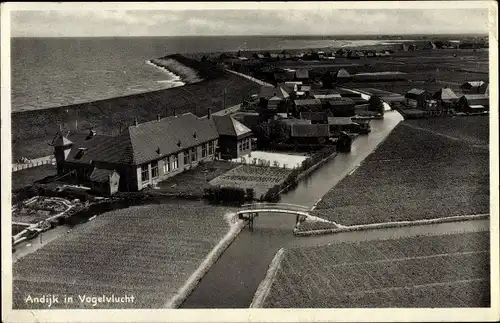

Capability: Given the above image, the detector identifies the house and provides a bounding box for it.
[405,89,432,109]
[457,94,489,114]
[259,85,291,113]
[326,98,356,117]
[460,81,486,94]
[336,69,352,83]
[294,69,310,82]
[433,88,459,108]
[213,115,254,160]
[53,113,220,192]
[294,99,323,114]
[284,120,330,145]
[89,168,120,196]
[313,93,342,103]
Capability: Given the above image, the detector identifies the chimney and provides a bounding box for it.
[207,108,212,119]
[157,114,161,122]
[134,118,138,127]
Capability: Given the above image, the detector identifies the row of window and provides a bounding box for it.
[238,138,251,152]
[141,141,215,182]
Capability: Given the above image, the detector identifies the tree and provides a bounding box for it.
[368,95,385,115]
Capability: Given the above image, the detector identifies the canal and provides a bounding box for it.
[180,111,409,308]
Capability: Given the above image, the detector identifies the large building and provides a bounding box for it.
[52,111,253,193]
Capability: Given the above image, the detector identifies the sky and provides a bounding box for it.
[10,8,490,37]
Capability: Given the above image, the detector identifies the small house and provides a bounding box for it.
[294,69,310,82]
[300,111,328,124]
[213,115,254,160]
[457,95,489,114]
[460,81,486,94]
[405,89,432,109]
[326,98,356,117]
[259,85,291,113]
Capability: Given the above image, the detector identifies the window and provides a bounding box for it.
[191,147,197,162]
[151,161,159,178]
[172,155,179,169]
[141,164,149,182]
[202,143,207,158]
[184,151,189,165]
[209,141,214,155]
[163,157,170,173]
[238,142,242,152]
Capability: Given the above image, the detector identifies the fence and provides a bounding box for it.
[12,157,56,172]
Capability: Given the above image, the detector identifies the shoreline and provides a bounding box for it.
[147,57,203,84]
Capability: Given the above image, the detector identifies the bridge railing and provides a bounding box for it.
[240,203,311,212]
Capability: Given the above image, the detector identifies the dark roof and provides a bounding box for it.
[67,113,219,166]
[405,88,431,99]
[51,133,73,147]
[65,133,116,165]
[461,94,489,106]
[300,112,328,122]
[291,124,329,138]
[328,98,355,106]
[89,168,117,183]
[294,99,322,106]
[213,115,252,137]
[295,69,310,79]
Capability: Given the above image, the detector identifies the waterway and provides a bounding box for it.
[180,111,415,308]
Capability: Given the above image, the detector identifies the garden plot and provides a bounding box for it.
[13,204,235,309]
[232,151,308,170]
[210,165,292,200]
[12,196,72,224]
[311,117,489,226]
[262,231,490,308]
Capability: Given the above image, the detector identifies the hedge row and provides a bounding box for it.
[204,187,255,205]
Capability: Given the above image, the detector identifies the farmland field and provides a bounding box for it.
[13,203,235,309]
[312,116,489,226]
[262,231,490,308]
[209,165,292,199]
[154,161,238,197]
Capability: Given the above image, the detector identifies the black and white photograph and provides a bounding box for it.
[1,2,498,322]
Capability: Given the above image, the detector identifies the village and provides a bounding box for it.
[10,34,492,310]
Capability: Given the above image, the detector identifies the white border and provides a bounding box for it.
[1,2,499,323]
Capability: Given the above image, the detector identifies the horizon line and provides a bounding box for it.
[11,33,489,38]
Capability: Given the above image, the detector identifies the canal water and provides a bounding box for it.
[180,111,411,308]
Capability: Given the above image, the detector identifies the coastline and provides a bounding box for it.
[147,57,202,84]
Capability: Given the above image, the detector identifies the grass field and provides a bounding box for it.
[154,161,238,197]
[13,203,235,309]
[12,72,260,160]
[209,164,292,199]
[11,165,57,191]
[312,116,489,226]
[262,231,490,308]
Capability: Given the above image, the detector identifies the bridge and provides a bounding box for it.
[236,203,312,231]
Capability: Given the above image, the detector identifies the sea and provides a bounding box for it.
[11,36,404,112]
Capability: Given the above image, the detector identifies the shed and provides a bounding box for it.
[89,168,120,196]
[405,88,432,109]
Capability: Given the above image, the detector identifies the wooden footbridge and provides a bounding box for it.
[237,203,311,232]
